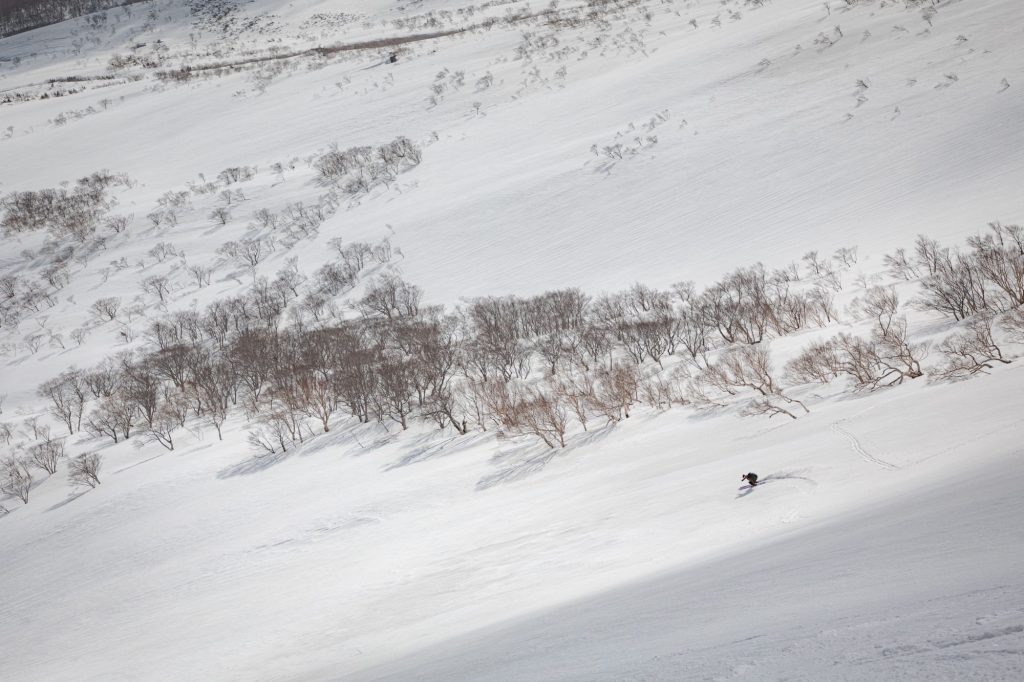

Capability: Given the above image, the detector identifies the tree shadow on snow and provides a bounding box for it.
[298,422,397,459]
[385,431,489,471]
[217,448,291,478]
[216,421,397,478]
[475,443,559,491]
[475,424,616,491]
[46,489,90,512]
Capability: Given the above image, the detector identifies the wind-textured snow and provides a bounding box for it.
[1,0,1023,680]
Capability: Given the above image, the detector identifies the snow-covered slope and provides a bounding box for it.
[1,0,1022,680]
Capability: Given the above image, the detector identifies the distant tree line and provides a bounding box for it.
[0,0,146,38]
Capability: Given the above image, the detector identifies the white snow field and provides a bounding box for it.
[1,0,1023,680]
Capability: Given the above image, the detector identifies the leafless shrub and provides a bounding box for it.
[485,382,570,449]
[148,242,178,263]
[1003,307,1024,343]
[86,391,136,443]
[807,286,838,326]
[24,333,45,354]
[359,275,423,320]
[832,246,858,268]
[591,362,640,422]
[871,317,927,385]
[802,250,826,276]
[373,239,393,264]
[785,340,842,385]
[966,224,1024,309]
[210,206,231,226]
[883,247,920,280]
[638,366,687,410]
[339,242,374,272]
[187,264,214,287]
[857,286,900,334]
[91,296,121,322]
[554,372,596,430]
[1,457,32,503]
[700,345,808,418]
[28,437,65,474]
[144,401,180,450]
[141,275,171,304]
[253,208,280,230]
[931,315,1012,380]
[68,452,102,488]
[38,369,87,434]
[104,214,131,234]
[0,172,120,240]
[218,238,272,269]
[314,136,422,192]
[217,166,257,185]
[917,251,990,320]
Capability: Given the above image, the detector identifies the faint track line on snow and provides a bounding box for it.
[831,420,900,471]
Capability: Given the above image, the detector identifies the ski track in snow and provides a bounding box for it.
[831,419,900,472]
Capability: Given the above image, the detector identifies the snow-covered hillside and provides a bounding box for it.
[1,0,1022,680]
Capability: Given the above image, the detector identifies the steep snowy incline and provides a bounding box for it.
[2,351,1021,681]
[348,451,1024,682]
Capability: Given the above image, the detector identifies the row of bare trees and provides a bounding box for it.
[9,224,1023,473]
[0,171,130,240]
[886,224,1024,319]
[313,137,422,195]
[24,256,840,456]
[1,437,101,508]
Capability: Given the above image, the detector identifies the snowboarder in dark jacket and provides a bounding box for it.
[741,472,758,487]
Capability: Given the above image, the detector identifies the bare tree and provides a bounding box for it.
[210,207,231,226]
[91,296,122,322]
[68,452,102,488]
[592,362,641,422]
[883,247,921,280]
[359,275,423,320]
[832,246,858,268]
[28,437,65,474]
[1003,307,1024,343]
[785,340,841,385]
[555,371,596,431]
[932,315,1012,380]
[802,250,826,276]
[141,275,171,304]
[700,345,807,418]
[144,401,180,450]
[517,386,571,448]
[1,457,32,503]
[38,371,87,435]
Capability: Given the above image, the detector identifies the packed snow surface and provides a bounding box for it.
[1,0,1023,680]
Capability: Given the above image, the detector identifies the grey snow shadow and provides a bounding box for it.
[299,422,397,459]
[385,431,489,471]
[216,421,396,478]
[475,424,616,491]
[218,448,290,478]
[476,444,558,491]
[46,489,90,511]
